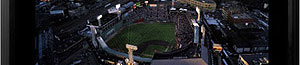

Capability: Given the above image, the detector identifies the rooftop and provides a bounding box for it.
[206,17,219,25]
[231,13,252,19]
[233,22,260,30]
[230,31,268,48]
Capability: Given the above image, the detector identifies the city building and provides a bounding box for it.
[228,13,255,23]
[177,0,216,12]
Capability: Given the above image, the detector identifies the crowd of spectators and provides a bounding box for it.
[172,12,194,47]
[128,5,169,22]
[146,6,169,21]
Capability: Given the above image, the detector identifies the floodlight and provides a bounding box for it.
[97,15,102,20]
[116,4,121,9]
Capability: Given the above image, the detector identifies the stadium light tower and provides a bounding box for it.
[86,19,100,48]
[89,24,98,48]
[196,7,201,22]
[126,44,138,65]
[97,15,102,27]
[192,20,199,44]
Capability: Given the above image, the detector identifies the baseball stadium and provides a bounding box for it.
[35,0,218,64]
[98,1,195,59]
[35,0,270,64]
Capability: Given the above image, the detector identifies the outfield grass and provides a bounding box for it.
[107,23,176,56]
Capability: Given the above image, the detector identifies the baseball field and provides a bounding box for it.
[107,23,176,58]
